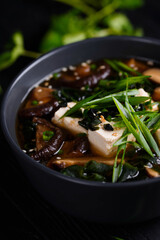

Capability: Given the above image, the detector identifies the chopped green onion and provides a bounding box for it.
[113,97,153,157]
[147,113,160,129]
[90,63,97,70]
[105,59,122,72]
[43,130,54,141]
[112,129,128,183]
[32,100,38,105]
[128,104,160,157]
[53,72,59,79]
[60,91,101,119]
[83,89,139,106]
[107,59,142,76]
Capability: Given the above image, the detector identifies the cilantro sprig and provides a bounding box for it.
[0,0,145,74]
[0,32,41,71]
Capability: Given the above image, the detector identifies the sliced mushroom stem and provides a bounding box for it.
[143,68,160,84]
[152,87,160,101]
[145,166,160,178]
[48,157,121,169]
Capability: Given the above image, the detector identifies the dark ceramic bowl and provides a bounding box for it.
[1,36,160,224]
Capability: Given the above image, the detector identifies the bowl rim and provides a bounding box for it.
[1,35,160,189]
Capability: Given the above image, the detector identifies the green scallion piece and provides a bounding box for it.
[43,131,54,141]
[32,100,38,106]
[112,97,153,157]
[90,63,97,70]
[53,72,59,79]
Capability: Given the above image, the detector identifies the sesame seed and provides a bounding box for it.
[74,72,78,76]
[99,65,106,69]
[46,74,53,80]
[81,62,87,67]
[69,65,76,71]
[81,87,85,90]
[62,67,67,72]
[37,88,42,92]
[29,149,35,152]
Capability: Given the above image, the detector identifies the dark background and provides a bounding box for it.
[1,0,160,239]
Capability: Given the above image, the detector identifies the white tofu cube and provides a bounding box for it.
[88,121,135,158]
[52,102,87,135]
[136,88,149,97]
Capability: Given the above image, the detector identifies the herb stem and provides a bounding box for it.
[86,1,120,25]
[22,50,41,59]
[55,0,95,16]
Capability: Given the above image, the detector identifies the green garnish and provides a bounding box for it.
[111,95,160,182]
[60,91,101,119]
[113,59,141,75]
[0,32,40,72]
[32,100,38,106]
[146,113,160,130]
[53,72,59,79]
[0,0,145,79]
[90,63,97,70]
[99,74,150,91]
[60,89,138,119]
[112,129,128,182]
[83,89,139,106]
[43,131,54,141]
[113,97,153,156]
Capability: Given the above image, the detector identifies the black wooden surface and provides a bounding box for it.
[1,0,160,239]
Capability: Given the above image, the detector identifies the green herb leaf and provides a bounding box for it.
[106,13,134,34]
[0,32,24,71]
[0,32,40,71]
